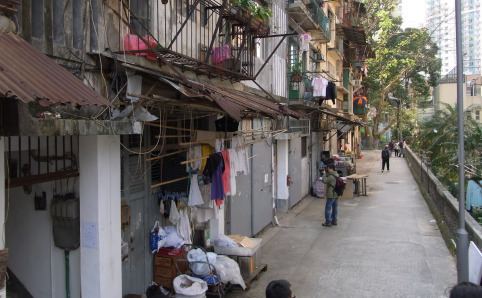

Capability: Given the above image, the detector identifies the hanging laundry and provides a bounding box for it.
[221,150,232,196]
[299,33,312,52]
[326,81,337,104]
[312,77,328,97]
[202,153,225,202]
[231,136,250,175]
[215,138,224,153]
[228,148,237,196]
[192,182,215,224]
[212,44,231,64]
[188,174,204,206]
[466,180,482,211]
[201,145,214,172]
[177,208,192,245]
[169,201,180,225]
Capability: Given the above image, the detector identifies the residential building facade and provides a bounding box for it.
[426,0,481,75]
[0,0,367,297]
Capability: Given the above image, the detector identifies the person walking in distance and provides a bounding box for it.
[394,141,400,157]
[322,164,339,227]
[381,145,390,173]
[399,139,404,157]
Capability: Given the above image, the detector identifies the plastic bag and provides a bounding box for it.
[213,235,238,248]
[187,248,217,276]
[150,221,161,253]
[173,275,207,297]
[313,178,325,198]
[213,255,246,290]
[164,231,185,248]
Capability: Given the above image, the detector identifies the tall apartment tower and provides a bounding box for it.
[426,0,481,75]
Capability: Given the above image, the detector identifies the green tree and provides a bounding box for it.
[413,105,482,194]
[361,1,441,144]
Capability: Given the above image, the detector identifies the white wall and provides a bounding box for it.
[5,136,80,298]
[6,180,81,298]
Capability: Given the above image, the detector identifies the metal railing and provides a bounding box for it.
[308,0,331,40]
[288,0,331,40]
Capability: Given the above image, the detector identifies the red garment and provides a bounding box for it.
[221,150,231,195]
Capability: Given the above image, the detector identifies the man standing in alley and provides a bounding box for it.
[322,164,339,227]
[382,145,390,173]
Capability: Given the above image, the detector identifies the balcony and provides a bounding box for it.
[328,37,344,59]
[288,0,331,42]
[117,0,271,81]
[287,78,319,109]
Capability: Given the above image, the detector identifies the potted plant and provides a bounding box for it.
[290,61,303,82]
[230,0,271,34]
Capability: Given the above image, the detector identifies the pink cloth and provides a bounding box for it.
[221,150,231,196]
[123,34,158,61]
[212,44,231,64]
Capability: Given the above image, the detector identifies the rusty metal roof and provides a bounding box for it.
[0,33,109,106]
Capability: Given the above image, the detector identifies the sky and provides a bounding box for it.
[401,0,427,28]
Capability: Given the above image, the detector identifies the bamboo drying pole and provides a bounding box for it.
[151,176,189,189]
[146,149,187,161]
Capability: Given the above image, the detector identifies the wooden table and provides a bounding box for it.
[346,174,368,196]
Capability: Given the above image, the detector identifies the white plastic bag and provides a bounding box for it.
[313,178,325,198]
[213,235,238,248]
[173,275,207,298]
[164,231,185,248]
[213,255,246,290]
[187,248,217,276]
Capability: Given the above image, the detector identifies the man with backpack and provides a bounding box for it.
[322,164,344,227]
[382,145,390,173]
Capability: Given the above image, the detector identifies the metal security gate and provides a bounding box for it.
[227,141,274,236]
[121,137,158,295]
[251,141,273,235]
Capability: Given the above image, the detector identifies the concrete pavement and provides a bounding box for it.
[228,150,456,298]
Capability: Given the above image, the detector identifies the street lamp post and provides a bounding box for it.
[455,0,469,283]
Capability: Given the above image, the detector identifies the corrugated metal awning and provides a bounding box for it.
[158,76,302,121]
[0,33,108,106]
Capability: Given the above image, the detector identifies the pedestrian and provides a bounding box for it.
[389,140,394,156]
[449,282,482,298]
[399,139,404,157]
[322,164,339,227]
[266,280,294,298]
[381,145,390,173]
[394,141,400,157]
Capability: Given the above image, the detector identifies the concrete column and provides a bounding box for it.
[0,138,5,298]
[79,136,121,298]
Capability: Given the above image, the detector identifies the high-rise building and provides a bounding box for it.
[426,0,481,75]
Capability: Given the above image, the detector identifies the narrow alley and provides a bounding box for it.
[229,151,457,298]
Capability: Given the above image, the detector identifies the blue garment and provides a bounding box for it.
[466,180,482,211]
[211,163,224,201]
[325,198,338,224]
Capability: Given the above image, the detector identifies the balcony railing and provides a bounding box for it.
[287,0,331,42]
[308,0,331,39]
[117,0,270,81]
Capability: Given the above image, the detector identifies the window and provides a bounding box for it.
[301,137,307,158]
